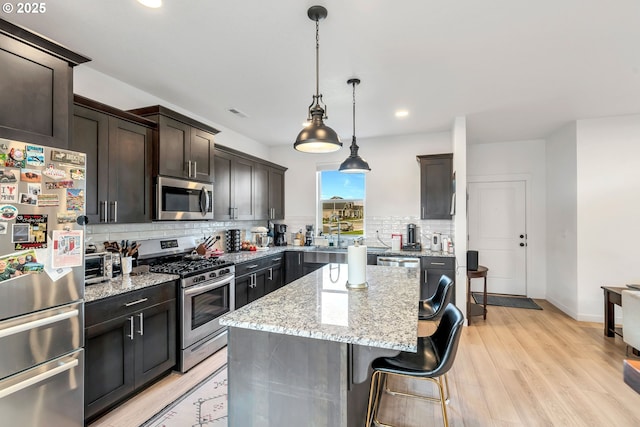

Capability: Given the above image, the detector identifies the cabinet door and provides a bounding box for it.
[418,154,453,219]
[157,116,189,178]
[134,299,177,388]
[108,118,152,223]
[0,33,72,149]
[265,261,284,294]
[248,272,266,304]
[254,164,270,220]
[71,105,109,224]
[85,315,136,420]
[269,167,285,220]
[190,128,215,182]
[213,150,234,220]
[420,257,455,302]
[234,157,256,220]
[235,274,250,309]
[285,251,304,285]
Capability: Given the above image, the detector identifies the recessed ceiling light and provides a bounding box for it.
[137,0,162,8]
[395,110,409,118]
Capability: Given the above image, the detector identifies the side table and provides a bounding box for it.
[467,265,489,323]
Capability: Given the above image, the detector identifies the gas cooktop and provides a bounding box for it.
[149,257,233,276]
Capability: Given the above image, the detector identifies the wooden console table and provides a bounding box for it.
[467,265,489,323]
[601,286,624,338]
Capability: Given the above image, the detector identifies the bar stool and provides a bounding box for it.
[365,304,465,427]
[466,265,488,324]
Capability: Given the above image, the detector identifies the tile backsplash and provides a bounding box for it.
[87,216,454,251]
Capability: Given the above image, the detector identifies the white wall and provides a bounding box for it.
[466,139,547,298]
[452,117,468,312]
[269,131,454,238]
[576,114,640,321]
[74,66,270,161]
[545,123,578,318]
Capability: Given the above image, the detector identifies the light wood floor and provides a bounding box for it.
[89,300,640,427]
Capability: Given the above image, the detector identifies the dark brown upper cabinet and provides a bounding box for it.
[0,19,90,148]
[417,153,453,220]
[214,145,286,221]
[72,96,155,224]
[127,106,219,183]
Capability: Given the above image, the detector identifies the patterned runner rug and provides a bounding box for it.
[142,365,227,427]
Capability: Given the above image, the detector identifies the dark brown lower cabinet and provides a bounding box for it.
[284,251,304,285]
[84,282,177,422]
[235,254,284,309]
[420,256,455,301]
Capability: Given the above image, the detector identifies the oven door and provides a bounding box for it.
[157,176,213,220]
[181,274,234,348]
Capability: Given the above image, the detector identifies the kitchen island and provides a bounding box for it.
[220,263,420,426]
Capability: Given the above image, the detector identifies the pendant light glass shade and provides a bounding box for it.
[339,78,371,173]
[294,6,342,153]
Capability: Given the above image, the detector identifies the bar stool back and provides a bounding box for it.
[418,274,454,321]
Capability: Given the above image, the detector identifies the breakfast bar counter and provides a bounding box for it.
[220,264,420,426]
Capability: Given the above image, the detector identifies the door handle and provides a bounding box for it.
[200,186,209,216]
[0,358,78,399]
[268,267,273,280]
[0,308,78,339]
[127,316,134,340]
[137,313,144,336]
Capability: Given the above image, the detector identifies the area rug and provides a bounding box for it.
[143,365,227,427]
[472,293,542,310]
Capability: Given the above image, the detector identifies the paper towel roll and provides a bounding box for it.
[347,245,367,288]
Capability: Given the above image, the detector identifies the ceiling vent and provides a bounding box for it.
[228,108,249,118]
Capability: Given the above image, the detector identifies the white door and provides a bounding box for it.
[468,181,527,295]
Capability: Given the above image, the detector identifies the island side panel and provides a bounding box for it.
[228,327,348,426]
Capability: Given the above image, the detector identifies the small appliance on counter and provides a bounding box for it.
[251,226,271,251]
[431,232,442,251]
[402,223,422,251]
[274,224,287,246]
[305,225,314,246]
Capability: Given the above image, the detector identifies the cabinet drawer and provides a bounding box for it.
[421,257,455,270]
[235,260,267,277]
[265,254,284,268]
[85,280,177,327]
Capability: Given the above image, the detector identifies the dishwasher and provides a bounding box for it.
[376,256,420,268]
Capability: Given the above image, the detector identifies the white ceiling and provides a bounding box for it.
[8,0,640,146]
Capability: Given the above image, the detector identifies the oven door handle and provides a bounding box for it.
[184,277,233,296]
[199,186,210,216]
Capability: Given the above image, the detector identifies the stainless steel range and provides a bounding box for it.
[138,237,234,373]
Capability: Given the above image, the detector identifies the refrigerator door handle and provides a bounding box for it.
[0,358,78,399]
[0,309,79,339]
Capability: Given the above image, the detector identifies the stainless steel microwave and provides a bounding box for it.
[156,176,213,220]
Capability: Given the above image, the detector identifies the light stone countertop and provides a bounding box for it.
[220,264,420,352]
[84,272,180,303]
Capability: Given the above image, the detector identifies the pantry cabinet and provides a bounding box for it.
[417,153,453,220]
[72,96,154,224]
[128,105,219,183]
[84,281,177,422]
[0,18,90,148]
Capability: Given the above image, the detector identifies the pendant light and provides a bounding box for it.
[339,78,371,173]
[294,5,342,153]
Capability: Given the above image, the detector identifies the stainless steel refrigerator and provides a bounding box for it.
[0,138,85,426]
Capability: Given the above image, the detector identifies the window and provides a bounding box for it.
[318,170,365,238]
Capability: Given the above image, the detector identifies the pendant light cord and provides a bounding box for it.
[352,81,356,138]
[315,19,320,98]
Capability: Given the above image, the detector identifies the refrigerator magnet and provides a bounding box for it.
[42,165,67,180]
[0,184,18,203]
[20,169,41,183]
[66,189,84,211]
[45,180,73,190]
[0,204,17,220]
[70,168,85,180]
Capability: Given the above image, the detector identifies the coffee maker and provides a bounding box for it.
[402,223,422,251]
[274,224,287,246]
